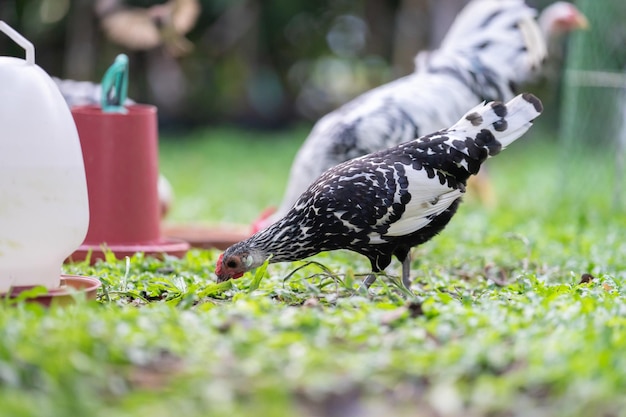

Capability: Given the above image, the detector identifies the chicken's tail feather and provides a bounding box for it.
[447,92,543,157]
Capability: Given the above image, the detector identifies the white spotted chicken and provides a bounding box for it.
[254,0,586,230]
[217,93,543,287]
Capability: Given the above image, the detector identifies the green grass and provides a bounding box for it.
[1,126,626,417]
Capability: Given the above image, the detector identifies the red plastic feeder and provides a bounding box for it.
[68,104,189,263]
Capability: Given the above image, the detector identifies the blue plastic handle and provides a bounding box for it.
[100,54,129,113]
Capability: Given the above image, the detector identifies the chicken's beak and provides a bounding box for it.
[574,13,590,30]
[215,271,244,283]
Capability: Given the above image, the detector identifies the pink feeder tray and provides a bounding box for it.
[5,275,102,307]
[69,239,190,263]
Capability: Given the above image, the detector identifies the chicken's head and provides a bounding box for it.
[540,2,589,35]
[215,243,267,282]
[215,253,246,282]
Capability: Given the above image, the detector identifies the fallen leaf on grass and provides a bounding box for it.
[406,300,424,317]
[303,297,320,308]
[579,273,595,284]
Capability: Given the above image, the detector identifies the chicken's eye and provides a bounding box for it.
[226,260,238,268]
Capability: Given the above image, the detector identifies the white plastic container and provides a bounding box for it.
[0,21,89,292]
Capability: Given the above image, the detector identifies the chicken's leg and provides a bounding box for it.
[401,255,412,289]
[362,273,378,289]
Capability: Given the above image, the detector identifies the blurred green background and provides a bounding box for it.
[3,0,624,133]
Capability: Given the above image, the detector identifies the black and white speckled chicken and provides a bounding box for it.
[253,0,586,231]
[217,93,543,287]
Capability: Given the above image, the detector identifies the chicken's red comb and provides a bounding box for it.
[215,253,224,276]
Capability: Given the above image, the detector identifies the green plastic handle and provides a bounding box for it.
[100,54,129,113]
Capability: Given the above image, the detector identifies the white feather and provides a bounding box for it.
[368,168,463,243]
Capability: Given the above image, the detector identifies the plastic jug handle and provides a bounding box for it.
[100,54,129,114]
[0,21,35,65]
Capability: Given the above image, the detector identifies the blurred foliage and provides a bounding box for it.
[560,0,626,145]
[1,0,622,134]
[2,0,401,128]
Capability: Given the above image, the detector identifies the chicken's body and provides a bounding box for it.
[255,0,586,230]
[281,72,483,210]
[217,93,543,286]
